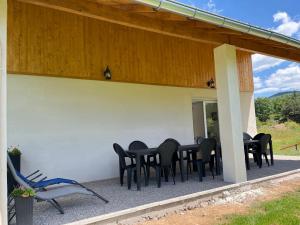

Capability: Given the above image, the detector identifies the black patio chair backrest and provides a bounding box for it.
[198,138,216,163]
[164,138,180,160]
[253,133,265,140]
[157,140,178,167]
[243,132,252,140]
[113,143,129,169]
[164,138,180,147]
[257,134,271,154]
[128,141,148,151]
[196,136,205,144]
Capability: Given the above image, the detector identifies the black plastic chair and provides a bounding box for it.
[192,138,216,182]
[154,140,178,187]
[253,134,271,168]
[196,136,205,144]
[243,132,253,140]
[253,133,265,140]
[128,141,148,165]
[163,138,182,176]
[113,143,146,189]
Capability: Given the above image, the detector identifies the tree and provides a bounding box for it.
[255,98,273,122]
[281,92,300,123]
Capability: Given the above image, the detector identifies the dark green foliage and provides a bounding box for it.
[255,98,273,122]
[255,91,300,123]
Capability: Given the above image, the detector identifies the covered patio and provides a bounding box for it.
[1,0,300,225]
[26,156,300,225]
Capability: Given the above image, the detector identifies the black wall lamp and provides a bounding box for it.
[207,78,215,88]
[103,66,112,80]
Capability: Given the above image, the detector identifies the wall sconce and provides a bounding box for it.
[103,66,112,80]
[207,78,215,88]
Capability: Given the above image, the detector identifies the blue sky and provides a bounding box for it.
[178,0,300,97]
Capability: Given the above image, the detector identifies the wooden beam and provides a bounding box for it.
[17,0,226,44]
[17,0,300,62]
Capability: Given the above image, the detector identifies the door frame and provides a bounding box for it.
[192,98,217,139]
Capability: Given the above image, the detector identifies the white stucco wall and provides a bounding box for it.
[7,75,256,182]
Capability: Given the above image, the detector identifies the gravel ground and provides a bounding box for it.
[10,155,300,225]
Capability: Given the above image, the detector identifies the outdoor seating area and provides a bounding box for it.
[2,0,300,225]
[9,155,300,225]
[113,133,274,191]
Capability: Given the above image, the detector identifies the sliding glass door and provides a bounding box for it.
[204,102,220,143]
[192,101,220,143]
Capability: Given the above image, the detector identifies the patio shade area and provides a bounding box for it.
[2,0,300,225]
[11,156,300,225]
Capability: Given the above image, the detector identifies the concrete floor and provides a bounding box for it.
[13,155,300,225]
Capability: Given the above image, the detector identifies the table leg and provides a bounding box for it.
[136,154,141,191]
[244,144,250,170]
[179,150,185,182]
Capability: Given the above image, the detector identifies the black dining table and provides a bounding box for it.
[126,144,222,191]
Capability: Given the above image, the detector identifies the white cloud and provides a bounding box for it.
[253,76,263,89]
[252,12,300,74]
[252,54,285,72]
[255,64,300,95]
[273,11,300,36]
[203,0,223,14]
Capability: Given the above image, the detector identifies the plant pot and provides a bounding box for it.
[7,154,21,195]
[15,196,33,225]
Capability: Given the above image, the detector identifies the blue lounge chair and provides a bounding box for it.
[7,155,108,214]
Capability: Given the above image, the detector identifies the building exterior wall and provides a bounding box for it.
[8,74,256,182]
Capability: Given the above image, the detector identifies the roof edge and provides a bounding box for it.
[135,0,300,49]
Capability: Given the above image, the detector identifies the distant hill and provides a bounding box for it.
[269,91,300,99]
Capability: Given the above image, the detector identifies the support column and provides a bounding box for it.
[214,44,247,183]
[0,0,7,224]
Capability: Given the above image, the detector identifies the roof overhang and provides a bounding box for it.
[17,0,300,62]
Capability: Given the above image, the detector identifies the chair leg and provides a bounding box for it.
[257,153,263,168]
[264,154,270,166]
[127,168,132,190]
[120,168,125,186]
[171,166,176,185]
[76,183,109,203]
[196,160,203,182]
[142,165,148,186]
[172,160,176,177]
[156,167,161,188]
[133,170,137,183]
[164,168,169,182]
[186,160,190,180]
[48,199,64,214]
[209,161,215,179]
[202,163,206,177]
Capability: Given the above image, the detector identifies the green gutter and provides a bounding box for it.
[135,0,300,49]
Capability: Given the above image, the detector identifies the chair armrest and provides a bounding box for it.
[26,170,40,179]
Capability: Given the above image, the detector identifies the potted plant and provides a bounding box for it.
[8,146,22,171]
[12,186,35,225]
[7,146,22,195]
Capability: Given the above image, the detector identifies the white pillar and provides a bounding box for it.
[214,44,247,183]
[0,0,7,224]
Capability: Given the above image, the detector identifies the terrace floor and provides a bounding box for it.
[17,155,300,225]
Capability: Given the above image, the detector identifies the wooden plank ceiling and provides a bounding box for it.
[18,0,300,62]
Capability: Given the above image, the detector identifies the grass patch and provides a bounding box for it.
[257,120,300,156]
[225,190,300,225]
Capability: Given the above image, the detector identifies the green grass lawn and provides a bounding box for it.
[257,121,300,156]
[225,190,300,225]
